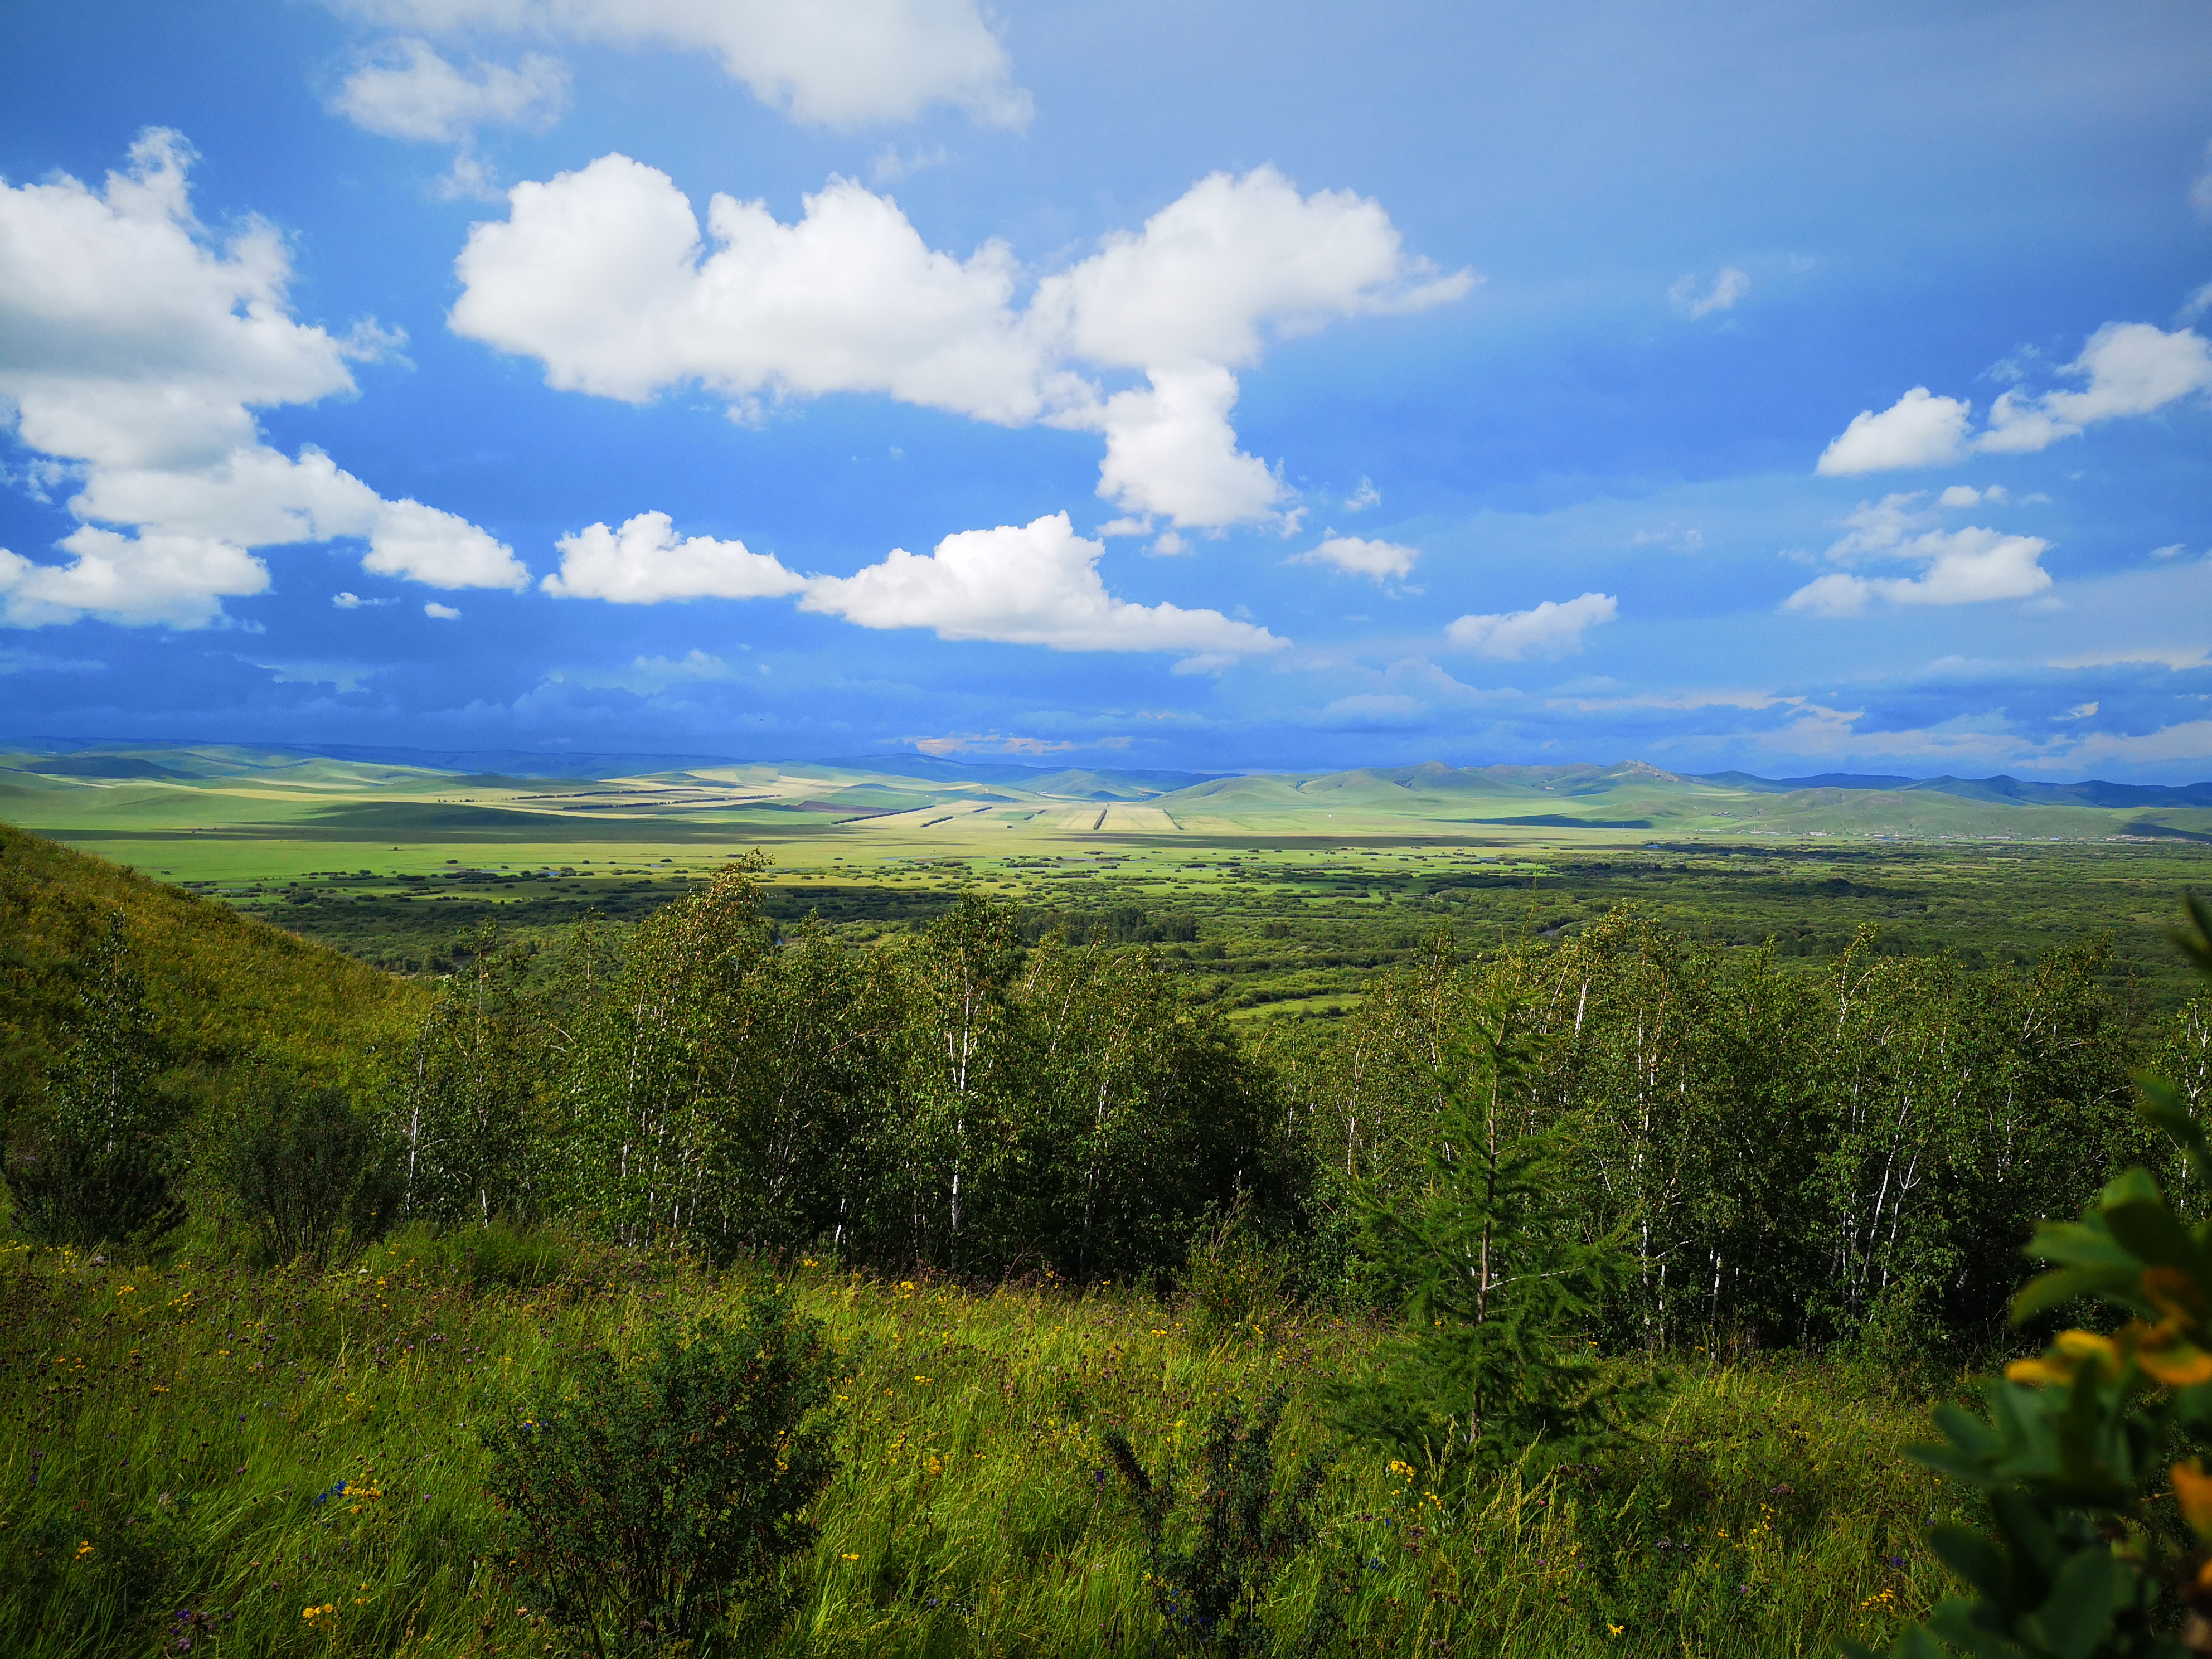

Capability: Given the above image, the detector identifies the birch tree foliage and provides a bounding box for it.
[1856,899,2212,1659]
[394,921,547,1229]
[891,892,1027,1271]
[557,856,778,1249]
[1284,909,2140,1352]
[1012,937,1299,1280]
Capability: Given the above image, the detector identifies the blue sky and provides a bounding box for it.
[2,1,2210,778]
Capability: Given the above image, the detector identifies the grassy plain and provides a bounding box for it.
[6,742,2210,1016]
[2,1239,1963,1659]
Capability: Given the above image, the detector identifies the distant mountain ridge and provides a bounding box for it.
[1,739,2206,811]
[1692,770,2212,809]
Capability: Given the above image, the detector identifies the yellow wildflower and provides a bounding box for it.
[2176,1459,2212,1541]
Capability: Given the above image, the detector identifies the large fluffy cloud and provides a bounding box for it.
[1782,491,2051,614]
[330,0,1029,129]
[542,510,806,601]
[1025,167,1469,369]
[1073,366,1278,527]
[0,531,269,630]
[799,511,1286,655]
[452,161,1043,417]
[0,130,523,629]
[1816,322,2212,474]
[451,159,1473,531]
[1445,592,1617,659]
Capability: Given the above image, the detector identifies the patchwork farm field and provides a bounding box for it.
[5,741,2209,1015]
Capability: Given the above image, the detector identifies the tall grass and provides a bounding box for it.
[0,1236,1965,1656]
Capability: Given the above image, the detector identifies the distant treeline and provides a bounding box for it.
[4,832,2208,1359]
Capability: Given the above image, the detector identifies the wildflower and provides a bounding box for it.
[1607,1623,1624,1637]
[2176,1459,2212,1541]
[75,1540,95,1560]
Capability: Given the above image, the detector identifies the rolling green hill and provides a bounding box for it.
[0,822,425,1098]
[7,741,2211,853]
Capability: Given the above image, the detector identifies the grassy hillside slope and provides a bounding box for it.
[0,822,426,1092]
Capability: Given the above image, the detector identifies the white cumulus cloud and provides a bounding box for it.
[1816,322,2212,475]
[424,600,463,619]
[1071,365,1278,528]
[0,531,269,630]
[542,511,807,601]
[1979,322,2212,453]
[328,0,1029,129]
[798,511,1286,654]
[1935,483,2005,507]
[1782,492,2052,615]
[330,38,568,197]
[1816,387,1972,476]
[0,130,523,629]
[1783,530,2051,615]
[1292,535,1418,581]
[452,158,1042,416]
[1445,592,1617,659]
[1668,266,1749,319]
[450,158,1472,532]
[1026,165,1472,370]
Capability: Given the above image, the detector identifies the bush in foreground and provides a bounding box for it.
[220,1078,401,1269]
[483,1287,840,1656]
[1105,1390,1334,1657]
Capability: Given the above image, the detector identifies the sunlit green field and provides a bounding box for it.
[1,1239,1963,1658]
[8,741,2211,1014]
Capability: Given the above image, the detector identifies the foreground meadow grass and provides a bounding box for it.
[0,1239,1966,1657]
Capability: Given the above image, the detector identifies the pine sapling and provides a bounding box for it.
[1323,995,1639,1478]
